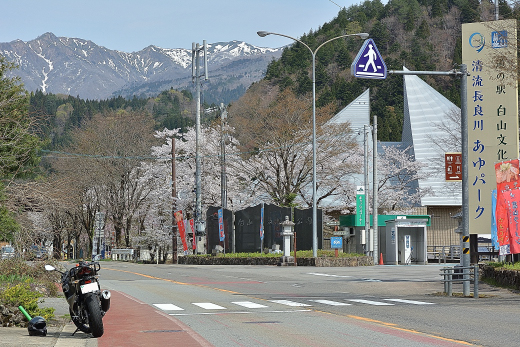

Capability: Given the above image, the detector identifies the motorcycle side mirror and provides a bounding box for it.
[44,265,55,271]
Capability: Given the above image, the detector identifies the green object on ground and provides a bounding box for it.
[18,305,31,320]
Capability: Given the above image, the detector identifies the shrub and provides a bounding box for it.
[0,257,61,295]
[0,281,54,321]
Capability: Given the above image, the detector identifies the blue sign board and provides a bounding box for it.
[260,205,264,241]
[218,208,225,241]
[330,237,343,249]
[351,39,387,79]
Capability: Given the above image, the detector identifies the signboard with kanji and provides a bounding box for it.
[463,19,519,234]
[445,152,462,181]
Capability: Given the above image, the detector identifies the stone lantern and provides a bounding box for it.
[280,216,295,266]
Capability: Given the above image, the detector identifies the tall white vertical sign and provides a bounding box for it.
[463,19,519,234]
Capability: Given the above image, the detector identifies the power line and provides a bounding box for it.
[328,0,342,9]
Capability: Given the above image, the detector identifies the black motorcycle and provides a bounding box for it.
[45,261,110,337]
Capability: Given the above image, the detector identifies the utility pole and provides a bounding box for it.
[171,137,177,264]
[372,115,378,265]
[192,41,209,253]
[220,103,227,210]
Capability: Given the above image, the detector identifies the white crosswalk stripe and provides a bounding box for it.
[310,300,351,306]
[347,299,394,306]
[384,299,435,305]
[193,302,227,310]
[232,301,269,309]
[269,300,312,307]
[153,303,184,311]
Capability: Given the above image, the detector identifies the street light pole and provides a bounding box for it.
[257,31,369,257]
[192,40,209,252]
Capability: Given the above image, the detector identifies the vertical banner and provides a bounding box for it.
[463,19,519,234]
[356,186,365,226]
[260,205,264,241]
[218,208,225,242]
[175,210,188,252]
[183,219,189,253]
[189,219,196,250]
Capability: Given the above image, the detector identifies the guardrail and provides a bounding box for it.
[428,245,461,263]
[440,264,479,298]
[111,248,134,261]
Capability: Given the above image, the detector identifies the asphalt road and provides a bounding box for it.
[92,262,520,347]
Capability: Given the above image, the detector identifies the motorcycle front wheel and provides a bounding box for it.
[85,293,104,337]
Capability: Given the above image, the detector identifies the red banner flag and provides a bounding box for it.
[174,210,188,252]
[503,189,520,254]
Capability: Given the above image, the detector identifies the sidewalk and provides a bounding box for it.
[0,295,97,347]
[0,291,211,347]
[0,322,97,347]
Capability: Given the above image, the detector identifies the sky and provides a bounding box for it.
[0,0,388,52]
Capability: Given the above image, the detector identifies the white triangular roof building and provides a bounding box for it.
[402,67,461,206]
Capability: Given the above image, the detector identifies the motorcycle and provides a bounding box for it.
[45,261,110,337]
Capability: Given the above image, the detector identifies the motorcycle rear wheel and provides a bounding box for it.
[85,293,104,337]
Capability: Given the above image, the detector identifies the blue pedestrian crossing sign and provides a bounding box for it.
[351,39,387,79]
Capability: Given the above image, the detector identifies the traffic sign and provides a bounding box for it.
[351,39,387,79]
[330,237,343,249]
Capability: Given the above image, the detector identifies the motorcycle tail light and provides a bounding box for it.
[78,267,92,276]
[84,280,91,284]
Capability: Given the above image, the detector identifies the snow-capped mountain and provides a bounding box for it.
[0,32,282,102]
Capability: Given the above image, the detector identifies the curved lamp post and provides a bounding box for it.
[258,30,369,258]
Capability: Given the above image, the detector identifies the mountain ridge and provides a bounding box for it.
[0,32,283,103]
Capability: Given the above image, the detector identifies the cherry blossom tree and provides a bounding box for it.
[228,82,361,211]
[376,144,431,212]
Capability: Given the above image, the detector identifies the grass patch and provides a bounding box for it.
[0,274,34,283]
[482,261,520,270]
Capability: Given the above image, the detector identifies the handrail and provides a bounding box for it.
[440,264,479,298]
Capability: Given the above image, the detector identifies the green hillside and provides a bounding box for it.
[258,0,518,141]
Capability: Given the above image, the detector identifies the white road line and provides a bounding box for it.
[307,272,352,278]
[232,301,269,309]
[310,300,351,306]
[347,299,394,306]
[170,311,251,316]
[193,302,227,310]
[384,299,435,305]
[270,300,312,307]
[169,309,311,316]
[153,303,184,311]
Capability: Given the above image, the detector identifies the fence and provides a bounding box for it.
[427,245,461,263]
[440,265,479,298]
[111,248,134,261]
